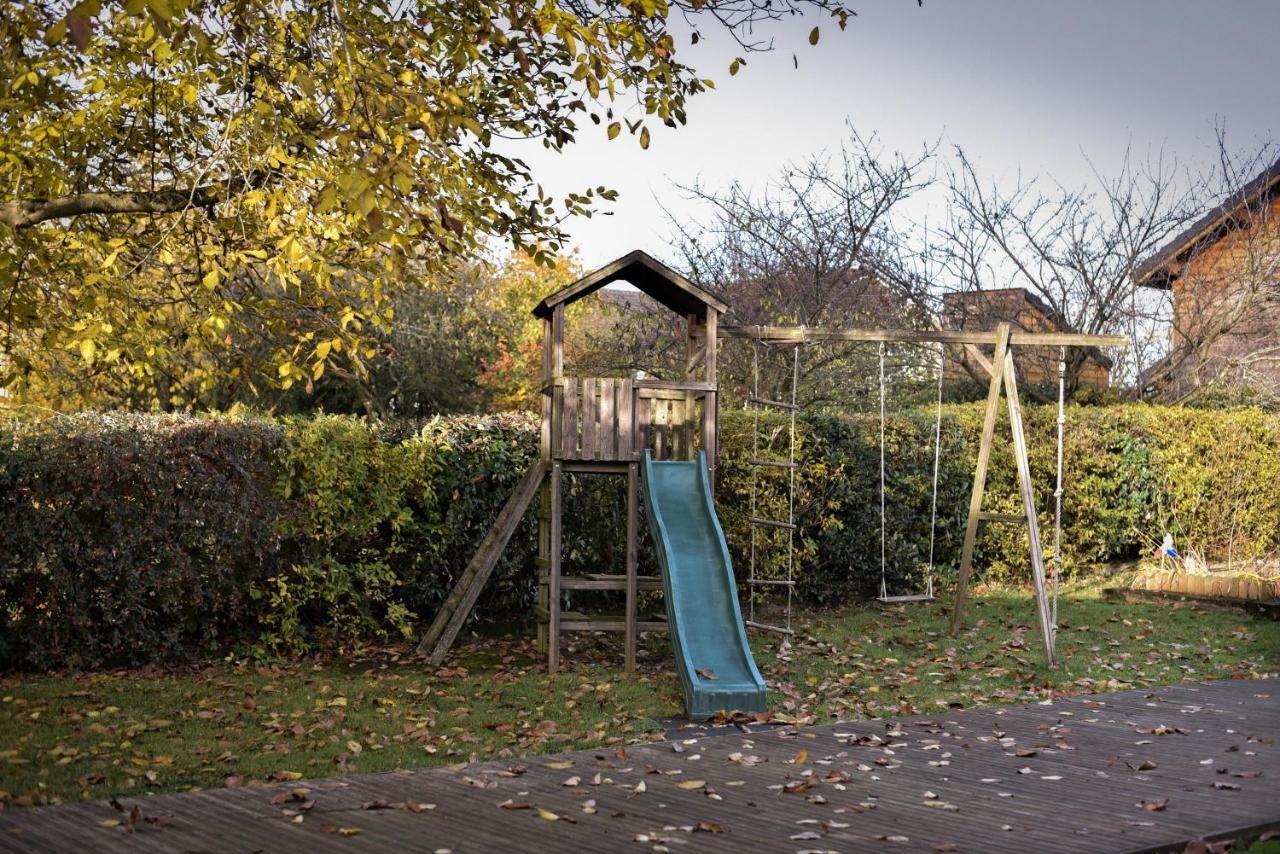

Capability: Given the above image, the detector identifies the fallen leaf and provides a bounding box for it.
[497,800,531,810]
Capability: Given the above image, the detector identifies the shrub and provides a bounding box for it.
[3,404,1280,670]
[0,413,289,669]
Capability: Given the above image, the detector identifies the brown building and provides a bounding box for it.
[1136,158,1280,398]
[942,287,1112,388]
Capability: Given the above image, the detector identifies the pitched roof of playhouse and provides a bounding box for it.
[1134,155,1280,290]
[532,249,728,319]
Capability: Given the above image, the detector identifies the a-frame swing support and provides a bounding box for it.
[720,322,1127,668]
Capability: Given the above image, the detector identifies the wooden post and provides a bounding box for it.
[686,314,699,461]
[951,323,1010,633]
[703,309,718,483]
[625,460,639,672]
[1001,347,1057,667]
[536,316,553,655]
[547,306,565,672]
[548,459,563,672]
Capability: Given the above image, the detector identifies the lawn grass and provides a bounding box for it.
[1,584,1276,807]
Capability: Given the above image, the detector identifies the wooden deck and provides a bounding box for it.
[1,679,1276,852]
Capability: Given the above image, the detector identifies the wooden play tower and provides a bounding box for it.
[420,250,725,672]
[420,249,1127,673]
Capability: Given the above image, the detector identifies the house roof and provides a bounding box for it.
[1135,156,1280,290]
[942,287,1114,369]
[532,249,728,319]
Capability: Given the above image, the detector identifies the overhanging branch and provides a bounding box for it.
[1,171,272,229]
[0,187,219,229]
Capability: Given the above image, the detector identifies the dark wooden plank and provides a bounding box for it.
[618,378,634,460]
[2,681,1276,853]
[560,377,578,459]
[598,378,616,460]
[581,378,597,462]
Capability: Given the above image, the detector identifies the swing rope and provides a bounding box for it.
[878,341,945,604]
[1051,346,1066,634]
[749,338,760,629]
[925,342,945,600]
[878,342,888,601]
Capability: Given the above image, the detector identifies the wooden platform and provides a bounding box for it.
[1,679,1276,852]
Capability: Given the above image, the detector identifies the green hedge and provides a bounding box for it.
[3,405,1279,669]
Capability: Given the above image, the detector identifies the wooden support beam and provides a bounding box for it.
[704,309,718,481]
[1001,347,1057,667]
[951,323,1011,634]
[548,460,563,672]
[419,461,547,665]
[625,461,639,673]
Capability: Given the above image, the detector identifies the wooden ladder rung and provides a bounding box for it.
[978,512,1026,524]
[559,575,663,591]
[745,619,795,635]
[749,516,796,530]
[749,395,799,411]
[558,612,668,633]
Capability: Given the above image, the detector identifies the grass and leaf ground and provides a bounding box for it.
[2,584,1276,807]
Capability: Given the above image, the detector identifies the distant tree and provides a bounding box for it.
[0,0,853,410]
[932,146,1196,398]
[668,127,938,410]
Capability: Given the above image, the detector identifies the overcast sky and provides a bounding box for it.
[507,0,1279,269]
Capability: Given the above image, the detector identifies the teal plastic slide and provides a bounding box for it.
[641,450,768,719]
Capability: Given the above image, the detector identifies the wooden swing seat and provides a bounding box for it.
[877,594,936,604]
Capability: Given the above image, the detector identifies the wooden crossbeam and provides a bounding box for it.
[719,325,1128,348]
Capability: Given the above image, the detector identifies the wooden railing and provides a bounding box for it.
[556,376,711,462]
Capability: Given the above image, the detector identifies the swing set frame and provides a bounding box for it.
[721,321,1127,667]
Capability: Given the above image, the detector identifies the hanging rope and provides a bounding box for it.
[925,342,946,600]
[1052,346,1066,633]
[878,342,888,601]
[786,342,799,633]
[749,338,760,629]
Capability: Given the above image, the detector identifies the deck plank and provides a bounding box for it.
[0,679,1275,853]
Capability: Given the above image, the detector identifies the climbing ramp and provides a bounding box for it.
[418,460,547,666]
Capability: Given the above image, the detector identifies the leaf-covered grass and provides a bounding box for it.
[1,585,1276,807]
